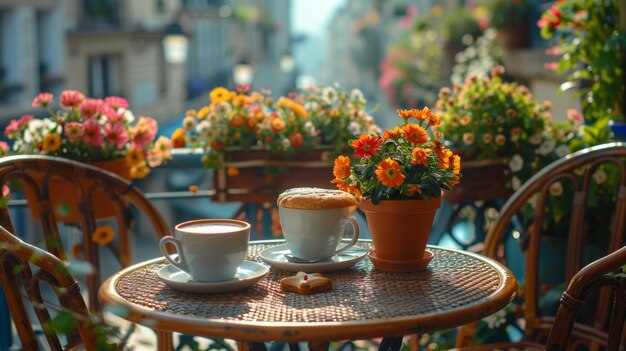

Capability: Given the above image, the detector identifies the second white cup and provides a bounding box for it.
[279,207,359,261]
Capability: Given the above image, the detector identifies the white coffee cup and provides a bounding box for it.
[159,219,250,282]
[279,207,360,261]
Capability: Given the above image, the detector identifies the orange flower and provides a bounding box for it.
[382,126,402,142]
[333,155,351,178]
[407,184,422,196]
[431,141,452,169]
[170,128,187,148]
[92,226,114,245]
[271,118,286,132]
[402,124,429,145]
[451,154,461,173]
[289,132,304,147]
[416,107,434,122]
[126,147,145,167]
[230,114,245,128]
[351,134,381,158]
[410,148,431,167]
[42,133,61,152]
[188,185,199,193]
[130,163,150,178]
[396,109,416,122]
[331,178,361,197]
[428,114,442,127]
[227,167,240,177]
[375,158,405,188]
[291,103,308,118]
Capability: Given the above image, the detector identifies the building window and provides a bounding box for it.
[82,0,120,25]
[88,55,121,98]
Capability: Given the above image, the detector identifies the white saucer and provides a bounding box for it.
[258,244,369,273]
[156,260,269,293]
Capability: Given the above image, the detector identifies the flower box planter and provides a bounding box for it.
[443,158,513,205]
[212,146,334,203]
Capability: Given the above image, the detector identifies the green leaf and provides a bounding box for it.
[47,310,77,334]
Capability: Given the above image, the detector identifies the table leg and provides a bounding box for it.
[157,331,174,351]
[378,337,403,351]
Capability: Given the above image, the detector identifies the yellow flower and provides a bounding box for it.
[196,106,210,119]
[209,87,231,103]
[126,147,145,167]
[291,103,308,118]
[130,163,150,179]
[42,133,61,152]
[92,226,114,245]
[170,128,187,148]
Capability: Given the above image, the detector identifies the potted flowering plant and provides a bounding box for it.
[332,107,461,272]
[435,66,551,203]
[5,90,171,177]
[479,0,531,49]
[173,85,380,203]
[3,90,171,221]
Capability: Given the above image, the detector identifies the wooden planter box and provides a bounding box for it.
[212,147,335,203]
[444,158,513,205]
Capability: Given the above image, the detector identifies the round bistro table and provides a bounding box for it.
[99,240,517,351]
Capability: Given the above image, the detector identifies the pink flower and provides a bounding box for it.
[60,90,85,109]
[32,93,53,108]
[544,62,558,71]
[82,119,103,146]
[105,122,129,149]
[567,109,584,128]
[4,114,33,137]
[80,98,104,118]
[64,122,84,142]
[102,106,125,124]
[104,96,129,110]
[130,128,152,151]
[545,46,561,56]
[0,141,8,152]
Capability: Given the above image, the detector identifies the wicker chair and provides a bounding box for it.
[0,224,99,350]
[453,142,626,350]
[0,155,170,311]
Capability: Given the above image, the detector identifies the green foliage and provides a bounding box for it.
[440,7,482,47]
[479,0,531,28]
[539,0,626,122]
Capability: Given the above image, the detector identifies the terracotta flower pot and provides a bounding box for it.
[23,158,131,223]
[359,197,441,272]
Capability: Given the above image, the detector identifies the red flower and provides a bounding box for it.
[351,134,381,158]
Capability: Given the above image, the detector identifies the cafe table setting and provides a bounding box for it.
[98,188,518,351]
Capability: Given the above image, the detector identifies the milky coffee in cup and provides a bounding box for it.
[159,219,250,282]
[277,187,359,261]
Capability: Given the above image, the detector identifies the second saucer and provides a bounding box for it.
[259,244,369,273]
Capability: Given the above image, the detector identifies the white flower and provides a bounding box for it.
[509,154,524,172]
[463,133,475,145]
[304,121,316,136]
[196,120,211,137]
[555,144,570,157]
[593,169,607,184]
[528,132,543,145]
[537,141,556,155]
[483,309,506,329]
[350,89,366,103]
[123,108,135,123]
[511,176,521,190]
[322,87,337,104]
[281,138,291,149]
[304,101,319,111]
[183,116,196,131]
[348,121,362,135]
[549,182,563,196]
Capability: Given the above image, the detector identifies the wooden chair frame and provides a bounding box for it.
[455,142,626,350]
